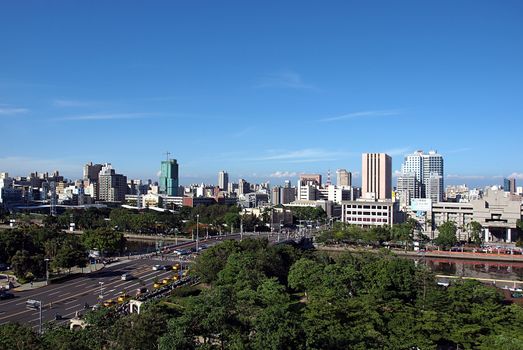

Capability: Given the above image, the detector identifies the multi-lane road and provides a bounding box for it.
[0,232,289,331]
[0,259,185,330]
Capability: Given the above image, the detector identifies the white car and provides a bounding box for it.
[121,273,133,281]
[152,265,164,271]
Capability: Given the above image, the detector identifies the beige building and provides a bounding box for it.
[341,199,398,227]
[362,153,391,200]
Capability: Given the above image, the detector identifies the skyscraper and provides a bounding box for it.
[218,171,229,191]
[336,169,352,187]
[362,153,392,200]
[398,150,444,202]
[422,151,444,200]
[159,159,179,196]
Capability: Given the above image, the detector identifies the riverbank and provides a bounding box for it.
[318,245,523,263]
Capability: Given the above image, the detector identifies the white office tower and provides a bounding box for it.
[399,150,444,202]
[422,151,444,199]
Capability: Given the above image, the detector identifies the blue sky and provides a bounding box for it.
[0,1,522,187]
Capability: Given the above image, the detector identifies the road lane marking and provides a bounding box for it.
[65,303,81,311]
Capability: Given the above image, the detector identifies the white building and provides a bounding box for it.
[341,199,398,227]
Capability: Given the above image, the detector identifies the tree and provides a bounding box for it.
[0,323,42,350]
[10,250,45,280]
[468,221,483,244]
[434,221,458,249]
[52,237,88,272]
[82,228,126,256]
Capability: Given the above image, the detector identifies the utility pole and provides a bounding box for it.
[240,216,243,241]
[44,258,50,286]
[196,214,199,251]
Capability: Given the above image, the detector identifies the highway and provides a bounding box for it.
[0,259,185,330]
[0,232,287,331]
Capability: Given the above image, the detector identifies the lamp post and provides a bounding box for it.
[98,281,104,302]
[44,258,50,286]
[196,214,199,252]
[240,216,243,241]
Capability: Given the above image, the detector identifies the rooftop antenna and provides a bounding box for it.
[327,169,331,186]
[164,151,171,161]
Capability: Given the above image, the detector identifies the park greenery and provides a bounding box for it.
[2,238,523,350]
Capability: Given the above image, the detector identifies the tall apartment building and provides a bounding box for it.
[362,153,392,200]
[271,186,281,205]
[159,159,179,196]
[83,162,103,182]
[336,169,352,187]
[218,171,229,191]
[98,164,127,202]
[397,173,420,209]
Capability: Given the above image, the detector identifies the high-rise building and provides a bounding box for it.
[399,150,444,202]
[397,173,420,209]
[362,153,392,200]
[159,159,179,196]
[504,178,516,194]
[83,162,103,182]
[336,169,352,187]
[98,164,127,202]
[422,151,444,200]
[238,179,250,196]
[271,186,281,205]
[218,171,229,191]
[427,173,444,203]
[281,186,296,204]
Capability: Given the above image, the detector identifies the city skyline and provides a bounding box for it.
[0,1,522,186]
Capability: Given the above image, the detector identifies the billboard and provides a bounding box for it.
[410,198,432,212]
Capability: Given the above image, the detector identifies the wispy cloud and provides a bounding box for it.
[447,174,489,180]
[383,147,410,157]
[255,70,316,90]
[53,112,158,121]
[269,171,298,178]
[0,105,28,115]
[446,147,473,154]
[252,148,344,162]
[507,172,523,180]
[233,127,255,138]
[319,109,402,122]
[53,99,98,107]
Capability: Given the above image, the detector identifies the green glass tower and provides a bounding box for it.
[159,159,179,196]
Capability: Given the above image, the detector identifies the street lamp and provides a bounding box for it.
[44,258,50,286]
[196,214,200,251]
[98,281,104,301]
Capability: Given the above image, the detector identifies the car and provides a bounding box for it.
[0,291,14,300]
[121,273,133,281]
[172,275,179,281]
[152,265,165,271]
[117,293,130,303]
[172,264,179,271]
[103,299,116,307]
[161,278,170,285]
[153,282,162,289]
[136,287,148,296]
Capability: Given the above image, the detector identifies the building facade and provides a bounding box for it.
[218,171,229,191]
[362,153,392,200]
[159,159,179,196]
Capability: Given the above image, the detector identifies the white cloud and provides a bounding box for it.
[255,70,316,90]
[53,99,97,107]
[447,174,488,180]
[319,109,402,122]
[393,170,402,178]
[0,106,28,115]
[254,148,343,162]
[269,171,298,178]
[507,172,523,180]
[383,147,410,157]
[53,112,157,121]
